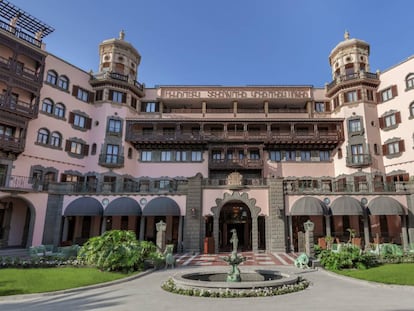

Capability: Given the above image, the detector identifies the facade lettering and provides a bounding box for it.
[162,89,310,99]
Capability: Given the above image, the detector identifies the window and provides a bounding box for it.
[249,150,260,160]
[91,143,97,155]
[142,128,153,136]
[378,86,398,102]
[320,150,330,161]
[269,150,281,162]
[57,76,69,90]
[141,151,152,161]
[333,96,340,109]
[285,150,296,161]
[106,144,119,163]
[226,150,233,160]
[54,103,65,118]
[383,140,405,156]
[95,90,103,101]
[212,150,222,160]
[406,73,414,90]
[46,70,57,85]
[143,102,157,112]
[410,102,414,118]
[50,132,62,147]
[70,141,83,155]
[161,151,172,161]
[65,139,89,156]
[108,119,122,134]
[351,144,364,164]
[127,147,133,159]
[74,114,85,128]
[300,151,311,161]
[176,150,187,162]
[159,180,170,189]
[37,128,49,144]
[109,90,126,103]
[41,99,53,114]
[348,119,362,133]
[379,111,401,129]
[191,151,202,161]
[315,102,325,112]
[345,90,358,103]
[77,88,89,101]
[72,86,92,102]
[69,112,91,129]
[367,89,374,101]
[0,125,13,138]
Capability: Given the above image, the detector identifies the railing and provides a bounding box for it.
[0,94,37,117]
[90,71,144,91]
[326,71,379,92]
[209,158,263,169]
[346,154,372,167]
[204,178,267,187]
[0,174,41,191]
[0,133,24,153]
[0,21,42,48]
[126,129,343,144]
[98,154,125,167]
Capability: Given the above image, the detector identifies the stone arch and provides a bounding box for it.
[211,192,262,253]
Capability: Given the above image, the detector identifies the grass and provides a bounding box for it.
[336,263,414,286]
[0,267,136,296]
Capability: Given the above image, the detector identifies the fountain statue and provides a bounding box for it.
[222,229,246,282]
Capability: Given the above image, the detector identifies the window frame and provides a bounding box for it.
[46,70,57,85]
[57,75,69,90]
[37,128,49,144]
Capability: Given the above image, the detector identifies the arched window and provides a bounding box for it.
[54,103,65,118]
[46,70,57,85]
[406,73,414,90]
[57,75,69,90]
[41,98,53,114]
[37,128,49,144]
[410,102,414,118]
[50,132,62,147]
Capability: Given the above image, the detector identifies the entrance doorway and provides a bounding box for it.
[219,203,251,252]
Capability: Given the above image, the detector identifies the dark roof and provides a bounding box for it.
[0,1,54,37]
[368,197,405,215]
[64,197,103,216]
[290,197,328,216]
[143,197,181,216]
[104,197,142,216]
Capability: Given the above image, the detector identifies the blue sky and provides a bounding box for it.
[8,0,414,88]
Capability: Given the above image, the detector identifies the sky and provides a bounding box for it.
[7,0,414,88]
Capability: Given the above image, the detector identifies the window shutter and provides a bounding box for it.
[376,92,381,103]
[357,89,361,100]
[108,90,113,100]
[122,93,127,103]
[395,111,401,124]
[399,140,405,152]
[325,101,331,112]
[391,85,398,97]
[83,144,90,156]
[382,144,388,155]
[378,116,385,129]
[85,117,92,129]
[65,140,71,151]
[69,112,75,124]
[88,91,95,103]
[337,148,342,159]
[403,173,409,182]
[72,85,79,97]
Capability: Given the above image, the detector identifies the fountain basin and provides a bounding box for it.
[171,268,299,292]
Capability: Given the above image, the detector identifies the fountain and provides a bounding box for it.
[163,230,309,297]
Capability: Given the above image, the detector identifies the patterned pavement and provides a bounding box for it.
[175,252,298,266]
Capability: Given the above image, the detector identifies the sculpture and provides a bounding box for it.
[294,253,309,269]
[222,229,246,282]
[164,244,176,269]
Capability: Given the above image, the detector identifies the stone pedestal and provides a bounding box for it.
[304,220,315,258]
[156,220,167,252]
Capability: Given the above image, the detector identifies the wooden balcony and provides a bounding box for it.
[0,94,38,119]
[209,158,263,170]
[0,134,24,154]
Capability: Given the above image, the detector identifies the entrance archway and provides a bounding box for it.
[219,203,251,252]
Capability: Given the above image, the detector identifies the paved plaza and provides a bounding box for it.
[0,253,414,311]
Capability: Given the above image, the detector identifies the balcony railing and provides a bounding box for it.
[126,129,344,145]
[98,154,125,168]
[326,71,379,92]
[90,71,144,91]
[0,21,42,48]
[0,94,37,118]
[204,178,267,187]
[0,174,41,192]
[346,154,372,167]
[209,158,263,169]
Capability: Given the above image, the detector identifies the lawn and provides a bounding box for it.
[336,263,414,285]
[0,267,135,296]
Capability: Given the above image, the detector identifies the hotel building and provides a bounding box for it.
[0,1,413,254]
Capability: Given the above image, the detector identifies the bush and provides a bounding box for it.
[78,230,158,273]
[319,245,376,270]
